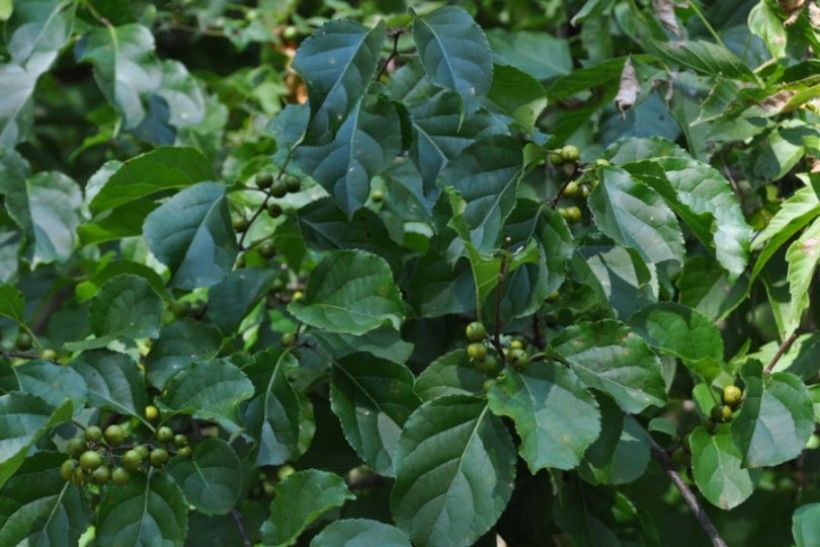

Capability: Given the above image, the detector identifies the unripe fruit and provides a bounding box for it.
[291,290,304,302]
[66,438,86,458]
[145,405,159,421]
[150,448,170,467]
[549,153,565,166]
[283,26,298,40]
[71,466,85,486]
[467,343,487,362]
[563,181,579,197]
[561,145,580,162]
[465,322,486,342]
[136,445,150,459]
[285,175,301,193]
[371,189,384,203]
[60,459,78,481]
[256,172,274,189]
[277,465,295,481]
[122,449,143,471]
[232,216,250,232]
[477,355,500,374]
[111,467,130,485]
[15,332,32,351]
[156,426,174,443]
[267,203,283,218]
[483,379,495,393]
[79,450,103,470]
[91,465,110,485]
[509,348,529,369]
[41,348,58,361]
[510,340,524,350]
[177,446,192,458]
[170,301,190,318]
[559,206,582,224]
[722,385,742,407]
[263,480,275,496]
[259,240,276,259]
[580,184,591,198]
[281,332,295,346]
[104,424,125,445]
[710,404,733,423]
[270,179,288,198]
[85,426,103,442]
[594,158,610,167]
[174,434,188,447]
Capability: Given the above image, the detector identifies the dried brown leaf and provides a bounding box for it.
[615,57,639,117]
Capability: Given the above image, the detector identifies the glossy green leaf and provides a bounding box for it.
[5,0,74,74]
[629,302,723,381]
[580,403,650,486]
[551,320,666,413]
[0,284,24,324]
[652,40,757,81]
[793,503,820,547]
[11,360,86,410]
[487,64,547,132]
[145,318,222,389]
[391,395,517,547]
[260,469,354,546]
[143,182,238,290]
[748,2,787,60]
[205,267,275,333]
[96,471,187,546]
[589,166,684,265]
[0,453,89,546]
[167,438,242,516]
[486,29,571,80]
[293,19,385,144]
[330,355,420,476]
[72,350,148,423]
[572,246,656,319]
[0,394,71,487]
[312,326,414,365]
[311,519,412,547]
[244,349,315,466]
[784,217,820,336]
[89,274,164,341]
[488,361,601,472]
[288,250,404,335]
[689,425,756,510]
[731,361,814,467]
[412,6,492,100]
[414,349,487,400]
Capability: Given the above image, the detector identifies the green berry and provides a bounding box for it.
[60,459,78,481]
[232,216,250,232]
[122,449,143,471]
[156,426,174,443]
[722,385,742,407]
[176,446,192,458]
[483,379,495,393]
[111,467,130,485]
[371,189,384,203]
[174,434,188,447]
[15,332,32,351]
[91,465,110,485]
[465,322,486,342]
[563,181,579,197]
[104,424,125,445]
[285,175,301,193]
[277,464,295,481]
[467,343,487,362]
[79,450,103,470]
[291,290,304,302]
[136,445,150,460]
[259,240,276,259]
[256,172,274,189]
[263,480,275,496]
[71,466,85,486]
[549,152,565,166]
[509,339,524,350]
[509,348,529,369]
[267,203,283,218]
[281,332,295,346]
[710,404,732,423]
[170,301,190,318]
[66,437,86,458]
[270,179,288,198]
[85,426,103,442]
[559,206,582,224]
[477,355,500,374]
[41,348,58,361]
[594,158,610,167]
[561,144,580,162]
[150,448,170,467]
[145,405,159,421]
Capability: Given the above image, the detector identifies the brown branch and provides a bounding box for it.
[0,349,39,361]
[550,164,580,209]
[646,433,728,547]
[764,332,797,374]
[374,29,404,81]
[231,509,252,547]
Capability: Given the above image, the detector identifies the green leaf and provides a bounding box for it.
[330,355,420,477]
[0,393,71,487]
[440,136,523,253]
[3,171,82,265]
[0,284,24,324]
[678,255,746,321]
[412,6,492,100]
[294,95,401,217]
[293,19,385,144]
[486,29,572,80]
[652,40,757,81]
[0,453,89,546]
[391,395,517,547]
[205,267,275,333]
[629,303,724,381]
[0,0,11,21]
[145,318,222,389]
[546,57,628,101]
[580,403,650,486]
[793,503,820,547]
[143,182,238,290]
[89,147,214,213]
[311,519,412,547]
[167,438,242,516]
[76,24,160,128]
[96,471,188,546]
[89,274,164,341]
[260,469,354,547]
[550,320,666,413]
[0,64,35,147]
[487,361,601,472]
[748,1,787,60]
[244,349,315,467]
[784,217,820,336]
[160,359,254,432]
[312,326,414,365]
[689,425,756,510]
[12,360,86,410]
[731,361,814,467]
[5,0,74,74]
[414,349,487,400]
[588,166,684,265]
[487,64,547,132]
[72,350,148,424]
[288,250,404,335]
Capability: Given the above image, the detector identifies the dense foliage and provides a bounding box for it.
[0,0,819,545]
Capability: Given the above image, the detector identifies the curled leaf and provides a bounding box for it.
[615,57,639,117]
[652,0,683,37]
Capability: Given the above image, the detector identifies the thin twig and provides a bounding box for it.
[765,332,797,374]
[491,237,512,359]
[0,349,39,361]
[374,29,404,81]
[531,314,544,350]
[646,432,728,547]
[237,150,294,250]
[550,164,579,209]
[231,509,252,547]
